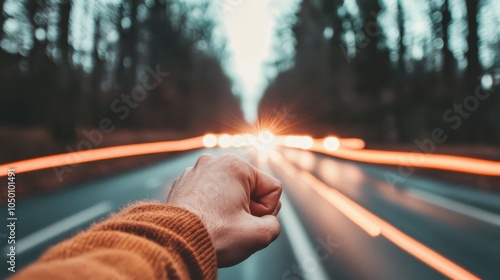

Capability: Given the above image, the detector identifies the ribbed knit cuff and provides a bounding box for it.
[102,201,217,279]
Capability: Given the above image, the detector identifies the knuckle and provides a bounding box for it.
[195,153,216,167]
[220,154,245,172]
[178,167,192,180]
[261,218,280,244]
[272,218,281,237]
[263,230,274,244]
[220,153,239,163]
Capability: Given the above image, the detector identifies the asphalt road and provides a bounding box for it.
[1,148,499,279]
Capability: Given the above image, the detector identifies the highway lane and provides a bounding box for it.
[273,148,500,279]
[2,147,499,279]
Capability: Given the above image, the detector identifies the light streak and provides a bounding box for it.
[309,141,500,176]
[272,152,481,280]
[340,138,365,150]
[0,136,205,176]
[272,152,380,236]
[283,135,314,149]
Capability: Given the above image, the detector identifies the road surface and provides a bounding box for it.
[2,148,499,279]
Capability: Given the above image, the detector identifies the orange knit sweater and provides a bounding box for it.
[13,202,217,280]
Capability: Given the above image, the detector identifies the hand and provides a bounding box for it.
[167,153,282,267]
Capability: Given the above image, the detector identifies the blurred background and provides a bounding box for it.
[260,0,500,142]
[1,0,499,151]
[1,0,499,195]
[0,0,245,150]
[0,0,500,279]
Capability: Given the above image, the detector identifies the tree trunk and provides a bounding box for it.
[117,0,138,94]
[27,0,50,124]
[49,0,77,143]
[441,0,457,91]
[464,1,485,142]
[90,17,104,125]
[0,0,6,39]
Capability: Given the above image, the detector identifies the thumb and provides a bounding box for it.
[246,214,281,250]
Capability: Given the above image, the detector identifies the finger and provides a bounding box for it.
[250,199,281,217]
[249,169,282,216]
[249,200,268,217]
[272,201,282,216]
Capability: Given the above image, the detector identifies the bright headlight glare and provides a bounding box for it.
[218,134,232,148]
[323,136,340,151]
[203,134,218,148]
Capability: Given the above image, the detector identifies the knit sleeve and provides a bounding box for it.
[12,202,217,280]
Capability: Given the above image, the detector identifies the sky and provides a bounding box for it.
[215,0,300,123]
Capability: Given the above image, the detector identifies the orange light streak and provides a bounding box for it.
[272,152,380,236]
[339,138,366,150]
[300,170,381,236]
[272,152,481,280]
[0,136,205,176]
[309,141,500,176]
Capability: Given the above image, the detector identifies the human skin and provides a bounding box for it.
[167,153,283,267]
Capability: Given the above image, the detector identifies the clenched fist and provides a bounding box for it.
[167,153,282,267]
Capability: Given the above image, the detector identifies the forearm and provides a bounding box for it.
[13,202,217,280]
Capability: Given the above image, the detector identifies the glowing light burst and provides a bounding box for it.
[258,130,275,145]
[206,131,277,152]
[253,130,276,150]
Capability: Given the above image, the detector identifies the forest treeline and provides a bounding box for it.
[0,0,244,143]
[1,0,499,145]
[260,0,500,144]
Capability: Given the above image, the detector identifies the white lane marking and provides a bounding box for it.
[407,189,500,227]
[278,192,330,280]
[13,202,113,254]
[146,177,162,189]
